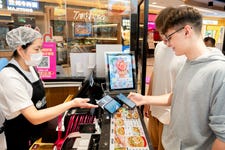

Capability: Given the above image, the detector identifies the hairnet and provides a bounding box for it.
[6,26,42,50]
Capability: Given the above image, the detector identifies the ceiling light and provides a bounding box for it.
[0,13,11,16]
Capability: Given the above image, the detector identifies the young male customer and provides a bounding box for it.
[0,26,98,150]
[144,7,186,150]
[128,6,225,150]
[144,40,186,150]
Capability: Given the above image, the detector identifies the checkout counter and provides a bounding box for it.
[0,50,153,149]
[31,75,154,150]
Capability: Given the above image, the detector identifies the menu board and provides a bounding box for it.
[110,107,149,150]
[74,22,92,37]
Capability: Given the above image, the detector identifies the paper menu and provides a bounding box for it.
[110,107,150,150]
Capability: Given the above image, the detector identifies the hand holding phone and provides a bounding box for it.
[96,95,121,114]
[116,93,136,109]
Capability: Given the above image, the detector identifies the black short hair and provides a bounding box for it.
[12,42,32,58]
[204,37,215,47]
[21,42,32,50]
[156,6,202,35]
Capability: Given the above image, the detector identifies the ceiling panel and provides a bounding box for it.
[149,0,225,18]
[192,0,225,7]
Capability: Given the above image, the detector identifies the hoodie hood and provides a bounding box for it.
[188,47,225,65]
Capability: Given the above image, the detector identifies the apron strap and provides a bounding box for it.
[5,63,32,85]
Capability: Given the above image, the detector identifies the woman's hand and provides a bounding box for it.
[127,92,145,106]
[72,98,98,108]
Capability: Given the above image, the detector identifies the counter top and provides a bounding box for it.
[43,76,85,82]
[43,76,85,88]
[43,81,82,88]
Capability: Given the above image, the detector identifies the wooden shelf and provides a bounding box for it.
[92,24,117,28]
[72,37,117,41]
[86,37,117,40]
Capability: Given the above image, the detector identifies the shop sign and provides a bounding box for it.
[6,0,39,12]
[0,0,3,9]
[73,10,106,22]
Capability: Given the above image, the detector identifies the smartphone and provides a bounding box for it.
[104,99,122,114]
[116,93,136,109]
[96,95,112,109]
[96,95,121,114]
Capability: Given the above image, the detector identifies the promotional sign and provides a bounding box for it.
[37,42,56,79]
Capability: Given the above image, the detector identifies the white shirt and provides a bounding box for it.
[0,59,36,120]
[0,59,41,149]
[0,111,6,150]
[150,41,186,124]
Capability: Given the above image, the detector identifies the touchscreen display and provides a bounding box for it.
[104,100,121,114]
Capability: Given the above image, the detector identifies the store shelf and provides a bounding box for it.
[71,44,95,47]
[92,24,117,28]
[86,37,117,40]
[72,37,117,41]
[70,23,119,44]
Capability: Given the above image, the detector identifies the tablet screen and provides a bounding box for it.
[105,52,136,92]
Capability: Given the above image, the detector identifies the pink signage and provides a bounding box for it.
[148,14,157,22]
[37,42,56,79]
[148,22,156,30]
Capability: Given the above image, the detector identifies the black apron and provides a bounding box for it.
[4,63,47,150]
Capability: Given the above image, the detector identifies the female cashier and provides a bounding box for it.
[0,26,98,150]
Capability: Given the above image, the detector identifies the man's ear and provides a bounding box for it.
[184,25,192,37]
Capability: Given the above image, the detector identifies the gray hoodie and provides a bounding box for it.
[162,50,225,150]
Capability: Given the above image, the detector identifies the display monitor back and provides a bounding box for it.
[96,44,122,78]
[105,52,136,94]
